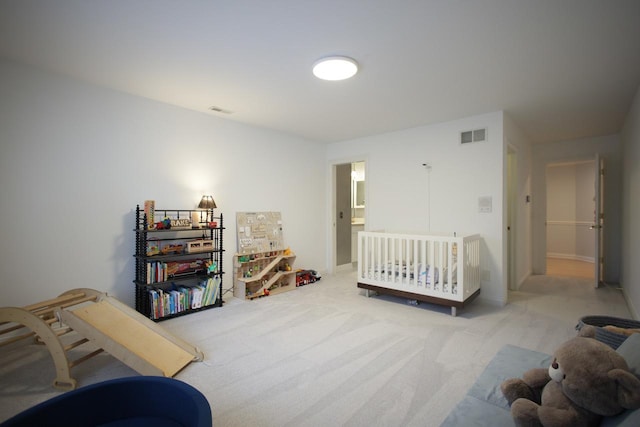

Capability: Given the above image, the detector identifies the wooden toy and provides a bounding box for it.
[0,289,203,390]
[185,239,214,254]
[161,244,184,255]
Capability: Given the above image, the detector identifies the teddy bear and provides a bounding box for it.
[500,336,640,427]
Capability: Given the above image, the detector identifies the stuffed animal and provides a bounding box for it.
[501,336,640,426]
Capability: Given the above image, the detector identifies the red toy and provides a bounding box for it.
[156,218,172,229]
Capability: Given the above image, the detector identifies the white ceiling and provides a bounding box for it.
[1,1,639,144]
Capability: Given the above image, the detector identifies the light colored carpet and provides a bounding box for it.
[0,271,632,426]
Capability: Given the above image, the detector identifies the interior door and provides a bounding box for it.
[335,163,352,266]
[593,154,605,287]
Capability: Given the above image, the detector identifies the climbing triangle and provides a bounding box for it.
[0,288,203,390]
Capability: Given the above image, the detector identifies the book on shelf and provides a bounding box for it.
[202,276,221,306]
[147,276,218,319]
[210,276,220,305]
[146,261,169,284]
[170,290,181,313]
[191,285,203,309]
[146,259,209,284]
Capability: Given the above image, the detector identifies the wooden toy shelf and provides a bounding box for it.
[233,251,296,299]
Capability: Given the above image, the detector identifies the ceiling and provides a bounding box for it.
[1,1,639,144]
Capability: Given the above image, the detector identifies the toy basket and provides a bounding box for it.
[576,315,640,349]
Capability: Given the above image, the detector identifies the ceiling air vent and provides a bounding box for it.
[208,106,233,114]
[460,127,487,144]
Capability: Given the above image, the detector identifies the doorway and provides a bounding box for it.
[545,160,595,280]
[332,160,366,271]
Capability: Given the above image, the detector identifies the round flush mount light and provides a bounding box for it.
[312,56,358,81]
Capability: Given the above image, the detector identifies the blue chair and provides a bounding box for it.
[0,376,212,427]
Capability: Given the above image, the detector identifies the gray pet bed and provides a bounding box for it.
[576,315,640,349]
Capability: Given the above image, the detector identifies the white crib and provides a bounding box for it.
[357,231,481,316]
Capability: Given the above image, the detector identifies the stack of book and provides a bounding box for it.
[146,261,168,284]
[148,276,220,320]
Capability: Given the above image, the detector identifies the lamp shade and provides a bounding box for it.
[198,195,216,209]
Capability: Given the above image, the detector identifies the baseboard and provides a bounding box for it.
[335,263,353,273]
[547,253,595,263]
[620,287,639,320]
[477,295,506,308]
[516,271,532,291]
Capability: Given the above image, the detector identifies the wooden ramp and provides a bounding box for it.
[61,296,199,377]
[0,289,203,390]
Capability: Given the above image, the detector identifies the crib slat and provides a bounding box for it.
[411,239,416,287]
[420,239,426,288]
[404,238,410,286]
[364,234,370,279]
[430,240,435,289]
[438,240,442,288]
[464,238,469,293]
[358,232,364,279]
[375,235,380,281]
[447,241,453,294]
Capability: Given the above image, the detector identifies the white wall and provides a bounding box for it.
[0,60,327,307]
[531,135,622,282]
[621,85,640,318]
[327,112,508,305]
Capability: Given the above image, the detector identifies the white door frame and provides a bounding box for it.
[544,158,597,279]
[594,153,604,287]
[327,155,368,274]
[507,144,518,290]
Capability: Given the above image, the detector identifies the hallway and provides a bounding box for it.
[546,257,594,280]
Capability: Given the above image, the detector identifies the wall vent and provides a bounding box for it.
[460,127,487,144]
[208,106,233,114]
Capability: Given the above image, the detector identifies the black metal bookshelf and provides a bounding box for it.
[134,205,224,321]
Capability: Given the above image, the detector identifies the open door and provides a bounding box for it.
[335,163,352,267]
[593,154,605,287]
[331,159,366,272]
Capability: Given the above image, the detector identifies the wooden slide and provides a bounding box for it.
[0,288,203,390]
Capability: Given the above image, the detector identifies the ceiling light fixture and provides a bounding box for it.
[312,56,358,81]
